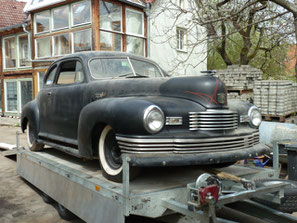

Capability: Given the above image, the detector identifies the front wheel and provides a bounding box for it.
[26,122,44,151]
[98,125,139,182]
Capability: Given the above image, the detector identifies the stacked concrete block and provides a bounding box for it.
[253,81,294,116]
[216,65,263,91]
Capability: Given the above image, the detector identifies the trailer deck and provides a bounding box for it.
[16,148,297,223]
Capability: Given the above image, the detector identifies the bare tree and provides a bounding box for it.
[150,0,296,78]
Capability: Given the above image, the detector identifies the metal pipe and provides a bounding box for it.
[146,3,151,57]
[22,22,32,61]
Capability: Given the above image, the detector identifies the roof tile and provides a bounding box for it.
[0,0,26,29]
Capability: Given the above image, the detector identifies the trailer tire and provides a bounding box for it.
[56,203,76,220]
[98,125,139,183]
[26,122,44,151]
[253,179,297,213]
[41,192,54,204]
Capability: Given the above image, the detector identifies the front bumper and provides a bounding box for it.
[116,132,270,166]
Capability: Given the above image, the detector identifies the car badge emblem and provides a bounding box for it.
[217,93,226,104]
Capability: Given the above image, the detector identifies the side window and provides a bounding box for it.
[57,61,84,85]
[45,66,57,86]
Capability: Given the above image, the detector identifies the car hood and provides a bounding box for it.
[90,76,228,109]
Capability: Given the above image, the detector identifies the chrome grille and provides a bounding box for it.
[116,132,260,154]
[189,110,238,131]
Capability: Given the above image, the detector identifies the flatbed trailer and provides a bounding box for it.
[17,148,297,223]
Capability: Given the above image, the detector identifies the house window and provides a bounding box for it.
[38,71,46,91]
[100,1,122,51]
[36,37,51,58]
[35,10,50,34]
[6,81,18,112]
[176,28,186,51]
[73,29,92,52]
[20,80,33,111]
[5,79,33,114]
[53,5,69,30]
[54,34,70,56]
[19,35,30,67]
[4,37,16,68]
[72,0,91,26]
[126,9,145,56]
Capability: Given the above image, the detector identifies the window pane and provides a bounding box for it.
[21,80,33,110]
[36,37,51,58]
[100,1,121,32]
[100,31,122,51]
[6,82,17,112]
[54,34,70,56]
[73,29,92,52]
[19,35,30,67]
[4,37,16,68]
[45,67,57,86]
[35,11,50,33]
[38,71,46,91]
[53,6,69,30]
[72,0,91,26]
[89,58,132,79]
[126,10,143,35]
[177,28,186,50]
[126,36,144,56]
[130,59,162,78]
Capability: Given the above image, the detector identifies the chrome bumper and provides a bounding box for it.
[116,132,260,154]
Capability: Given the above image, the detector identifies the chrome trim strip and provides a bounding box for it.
[116,132,259,144]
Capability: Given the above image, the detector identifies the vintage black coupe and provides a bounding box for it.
[21,51,269,182]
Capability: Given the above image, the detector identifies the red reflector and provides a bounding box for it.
[199,185,220,205]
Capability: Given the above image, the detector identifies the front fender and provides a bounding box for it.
[77,98,155,157]
[21,100,40,137]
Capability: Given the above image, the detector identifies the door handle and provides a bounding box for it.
[47,92,52,96]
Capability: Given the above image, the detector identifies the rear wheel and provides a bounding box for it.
[26,122,44,151]
[98,125,139,182]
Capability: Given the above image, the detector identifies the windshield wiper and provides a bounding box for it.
[115,73,149,79]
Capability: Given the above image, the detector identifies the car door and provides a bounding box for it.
[39,65,58,137]
[50,59,87,145]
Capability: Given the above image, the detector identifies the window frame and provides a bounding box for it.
[72,29,93,53]
[34,10,51,34]
[176,27,187,52]
[2,34,31,70]
[35,36,52,59]
[52,5,70,31]
[71,0,92,27]
[53,33,71,56]
[4,78,33,114]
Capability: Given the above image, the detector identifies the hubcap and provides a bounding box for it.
[104,130,122,170]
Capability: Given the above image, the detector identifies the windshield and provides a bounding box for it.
[89,57,163,79]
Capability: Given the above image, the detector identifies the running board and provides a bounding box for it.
[39,140,82,158]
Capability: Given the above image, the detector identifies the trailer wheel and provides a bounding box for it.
[98,125,139,182]
[56,203,76,220]
[26,122,44,151]
[41,192,54,204]
[254,179,297,213]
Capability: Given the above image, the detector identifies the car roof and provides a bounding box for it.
[55,51,155,63]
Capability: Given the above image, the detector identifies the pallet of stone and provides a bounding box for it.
[253,80,294,116]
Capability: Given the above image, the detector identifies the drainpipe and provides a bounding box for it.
[22,21,32,61]
[145,3,151,57]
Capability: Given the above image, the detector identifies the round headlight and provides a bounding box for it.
[143,105,165,133]
[248,106,262,128]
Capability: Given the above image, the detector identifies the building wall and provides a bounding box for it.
[149,0,207,76]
